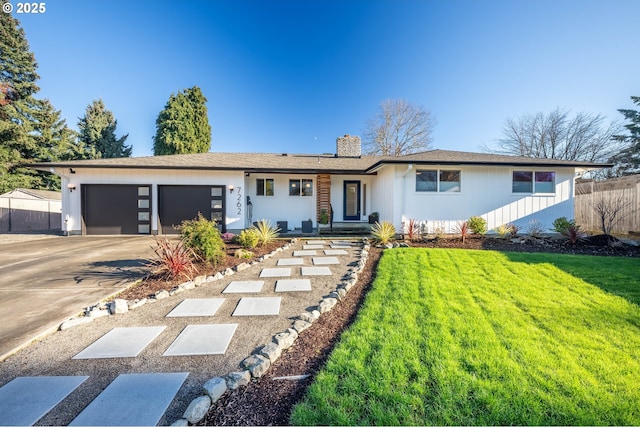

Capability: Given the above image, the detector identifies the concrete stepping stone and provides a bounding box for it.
[163,324,238,356]
[312,256,340,265]
[324,249,349,255]
[331,240,352,245]
[69,373,188,426]
[72,326,166,359]
[166,298,225,317]
[0,376,88,426]
[303,244,324,250]
[260,267,291,278]
[330,243,351,248]
[277,258,304,266]
[232,297,281,316]
[275,279,312,292]
[293,250,317,256]
[222,280,264,293]
[305,240,327,245]
[301,266,333,276]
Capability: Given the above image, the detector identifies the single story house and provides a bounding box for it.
[32,135,607,236]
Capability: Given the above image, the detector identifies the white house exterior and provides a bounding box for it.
[32,135,606,236]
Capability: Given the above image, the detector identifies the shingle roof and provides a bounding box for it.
[31,149,610,173]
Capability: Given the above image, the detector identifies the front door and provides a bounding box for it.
[343,181,361,221]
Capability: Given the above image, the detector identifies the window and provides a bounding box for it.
[512,171,555,193]
[256,178,274,196]
[289,179,313,196]
[416,169,461,192]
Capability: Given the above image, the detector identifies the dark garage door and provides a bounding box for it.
[82,184,151,235]
[158,185,225,234]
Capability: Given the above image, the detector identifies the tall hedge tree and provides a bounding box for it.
[153,86,211,155]
[78,99,131,159]
[610,96,640,176]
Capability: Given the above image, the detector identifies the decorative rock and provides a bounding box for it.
[329,291,340,300]
[292,319,312,333]
[194,275,207,286]
[59,316,93,330]
[224,268,234,276]
[212,272,224,281]
[235,262,250,272]
[108,299,128,315]
[179,281,195,290]
[183,395,211,424]
[241,354,271,378]
[384,243,393,249]
[273,331,296,349]
[169,287,183,296]
[260,342,282,362]
[225,370,251,389]
[297,312,315,323]
[336,288,347,299]
[170,418,189,426]
[87,308,110,318]
[310,310,321,320]
[205,275,216,282]
[263,253,272,260]
[318,297,338,313]
[128,298,147,309]
[203,377,227,402]
[155,290,170,300]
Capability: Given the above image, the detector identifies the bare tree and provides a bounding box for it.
[363,99,436,156]
[592,190,634,236]
[491,108,622,163]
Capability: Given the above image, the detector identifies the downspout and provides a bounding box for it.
[400,164,413,229]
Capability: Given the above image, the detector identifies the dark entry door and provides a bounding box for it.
[343,181,361,221]
[82,184,151,235]
[158,185,225,234]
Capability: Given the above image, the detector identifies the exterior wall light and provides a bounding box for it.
[67,183,77,192]
[228,184,234,194]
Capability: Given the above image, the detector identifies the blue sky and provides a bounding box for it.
[15,0,640,157]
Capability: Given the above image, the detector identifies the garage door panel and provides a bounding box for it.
[82,185,151,235]
[158,186,225,235]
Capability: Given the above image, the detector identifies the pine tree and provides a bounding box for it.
[77,99,131,158]
[610,96,640,176]
[153,86,211,155]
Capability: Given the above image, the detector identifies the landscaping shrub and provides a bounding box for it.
[456,220,469,243]
[563,224,587,244]
[252,219,280,246]
[552,217,575,234]
[402,218,421,242]
[234,248,254,259]
[148,237,196,280]
[467,215,487,235]
[526,218,545,237]
[495,223,512,239]
[371,220,396,245]
[237,228,260,249]
[179,213,226,265]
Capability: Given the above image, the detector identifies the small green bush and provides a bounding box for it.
[467,216,487,235]
[234,248,254,259]
[252,219,280,246]
[179,213,226,266]
[552,217,576,234]
[495,223,512,239]
[237,228,260,249]
[372,221,396,245]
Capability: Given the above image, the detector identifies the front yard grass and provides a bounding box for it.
[290,248,640,425]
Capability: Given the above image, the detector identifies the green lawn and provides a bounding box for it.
[290,249,640,426]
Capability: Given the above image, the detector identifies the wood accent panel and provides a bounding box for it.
[316,174,331,222]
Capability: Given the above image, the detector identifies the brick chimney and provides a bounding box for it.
[336,134,361,157]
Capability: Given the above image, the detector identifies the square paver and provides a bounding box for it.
[301,266,333,276]
[324,249,349,255]
[163,324,238,356]
[305,240,327,245]
[312,256,340,265]
[222,280,264,293]
[275,279,312,292]
[332,240,352,245]
[259,267,291,278]
[277,258,304,266]
[293,250,317,256]
[69,373,188,426]
[166,298,225,317]
[303,244,324,250]
[0,376,88,426]
[232,297,282,316]
[72,326,166,359]
[330,244,351,249]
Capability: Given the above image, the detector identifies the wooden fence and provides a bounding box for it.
[575,175,640,235]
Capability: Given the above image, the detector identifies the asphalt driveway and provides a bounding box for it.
[0,235,158,361]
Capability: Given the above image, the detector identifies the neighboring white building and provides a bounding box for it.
[0,188,62,233]
[32,135,607,236]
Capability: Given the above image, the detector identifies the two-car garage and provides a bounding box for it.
[81,184,226,235]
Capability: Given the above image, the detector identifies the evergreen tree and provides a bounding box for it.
[153,86,211,155]
[77,99,131,159]
[610,96,640,176]
[1,9,83,192]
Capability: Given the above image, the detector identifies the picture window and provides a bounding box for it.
[256,178,274,196]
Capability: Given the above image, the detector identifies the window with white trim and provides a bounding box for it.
[512,171,555,193]
[289,179,313,196]
[256,178,274,196]
[416,169,461,192]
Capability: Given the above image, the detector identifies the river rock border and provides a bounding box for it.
[172,238,371,426]
[58,241,296,330]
